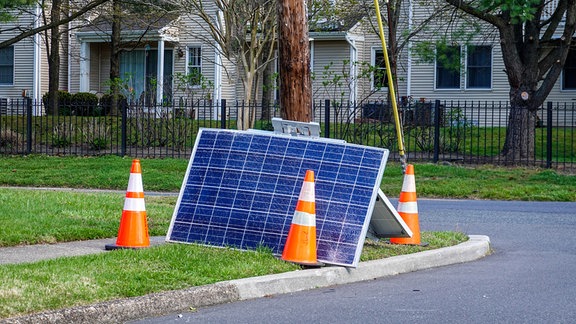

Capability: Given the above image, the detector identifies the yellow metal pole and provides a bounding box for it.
[373,0,407,171]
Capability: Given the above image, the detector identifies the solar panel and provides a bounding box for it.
[166,128,389,267]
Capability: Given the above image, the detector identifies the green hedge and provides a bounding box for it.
[42,91,73,116]
[71,92,100,116]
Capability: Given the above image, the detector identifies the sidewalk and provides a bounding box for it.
[1,235,491,324]
[0,236,166,265]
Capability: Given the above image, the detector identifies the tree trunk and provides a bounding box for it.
[237,69,255,130]
[48,0,62,115]
[387,1,399,101]
[261,60,274,121]
[277,0,312,122]
[502,88,538,163]
[109,0,122,116]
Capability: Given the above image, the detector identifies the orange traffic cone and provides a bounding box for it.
[105,159,150,250]
[390,164,425,245]
[282,170,322,266]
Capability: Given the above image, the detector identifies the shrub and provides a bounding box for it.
[82,119,109,150]
[99,94,127,116]
[51,123,73,148]
[71,92,100,116]
[42,91,73,116]
[0,128,22,149]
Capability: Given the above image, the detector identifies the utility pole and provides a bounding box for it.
[277,0,312,122]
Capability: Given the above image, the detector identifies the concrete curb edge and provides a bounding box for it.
[3,235,491,324]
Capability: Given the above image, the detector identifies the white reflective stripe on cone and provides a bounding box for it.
[401,175,416,192]
[127,174,144,193]
[299,182,315,202]
[123,197,146,211]
[397,201,418,213]
[291,210,316,226]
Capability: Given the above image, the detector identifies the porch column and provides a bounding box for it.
[156,39,165,105]
[79,41,90,92]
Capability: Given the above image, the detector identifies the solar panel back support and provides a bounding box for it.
[166,128,389,267]
[367,189,413,239]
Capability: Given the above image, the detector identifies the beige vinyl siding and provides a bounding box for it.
[177,11,224,120]
[90,43,110,94]
[219,56,237,102]
[353,14,411,103]
[0,10,36,100]
[68,40,111,95]
[355,29,395,102]
[67,33,81,94]
[311,40,352,101]
[60,26,69,92]
[409,1,576,104]
[178,4,256,113]
[8,39,35,97]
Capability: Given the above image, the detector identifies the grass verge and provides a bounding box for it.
[0,186,467,319]
[1,155,574,201]
[0,233,466,319]
[0,189,175,246]
[3,155,566,319]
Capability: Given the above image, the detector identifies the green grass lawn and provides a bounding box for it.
[0,155,574,319]
[1,155,574,200]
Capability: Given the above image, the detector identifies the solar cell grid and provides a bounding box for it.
[167,128,389,267]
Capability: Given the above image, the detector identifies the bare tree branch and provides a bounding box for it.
[0,0,111,48]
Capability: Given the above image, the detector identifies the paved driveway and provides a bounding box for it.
[134,199,576,323]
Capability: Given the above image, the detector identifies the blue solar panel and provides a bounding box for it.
[166,128,389,267]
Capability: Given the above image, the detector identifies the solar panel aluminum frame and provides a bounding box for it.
[166,128,389,267]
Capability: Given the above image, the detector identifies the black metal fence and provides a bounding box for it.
[1,97,574,171]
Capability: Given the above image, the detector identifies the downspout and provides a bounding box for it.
[33,4,42,109]
[156,39,165,105]
[68,20,72,92]
[214,46,222,120]
[345,35,358,103]
[310,38,314,74]
[214,10,224,119]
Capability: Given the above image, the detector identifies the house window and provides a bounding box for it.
[372,49,388,89]
[563,48,576,90]
[435,45,461,89]
[119,48,173,104]
[0,46,14,85]
[467,45,492,89]
[188,46,202,86]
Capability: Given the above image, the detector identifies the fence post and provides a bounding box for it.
[220,99,227,129]
[546,101,553,168]
[324,100,330,138]
[121,102,127,157]
[433,99,441,163]
[26,97,33,154]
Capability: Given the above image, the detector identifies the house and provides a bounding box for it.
[2,1,575,120]
[404,1,576,104]
[0,5,51,113]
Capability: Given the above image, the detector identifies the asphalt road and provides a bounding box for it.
[133,199,576,323]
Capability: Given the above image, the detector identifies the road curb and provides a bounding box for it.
[2,235,491,324]
[230,235,491,300]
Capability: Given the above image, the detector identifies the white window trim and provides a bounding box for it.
[0,46,15,87]
[370,46,388,91]
[187,45,203,89]
[464,45,493,91]
[434,45,462,91]
[561,49,576,91]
